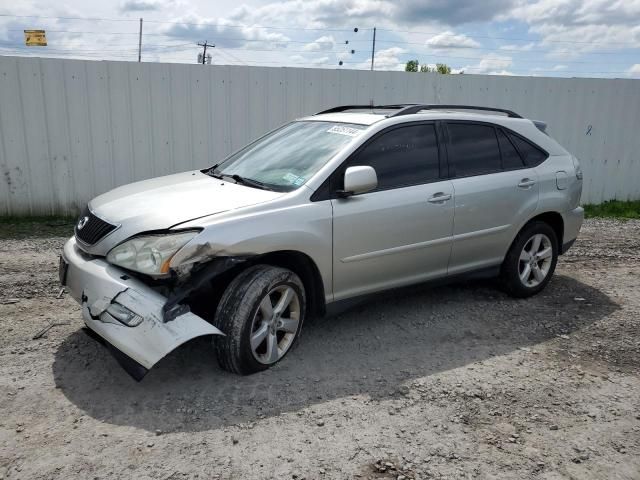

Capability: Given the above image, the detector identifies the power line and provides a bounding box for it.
[375,27,640,47]
[2,13,640,47]
[0,13,367,33]
[372,39,640,56]
[5,28,639,58]
[3,41,637,66]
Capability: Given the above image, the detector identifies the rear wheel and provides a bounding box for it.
[501,221,558,298]
[213,265,305,375]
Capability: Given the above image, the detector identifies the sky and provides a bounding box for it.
[0,0,639,78]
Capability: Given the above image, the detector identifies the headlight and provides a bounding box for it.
[106,231,198,276]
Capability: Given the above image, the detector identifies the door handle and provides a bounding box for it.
[428,192,452,203]
[518,178,536,188]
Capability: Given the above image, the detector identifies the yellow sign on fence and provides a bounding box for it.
[24,30,47,46]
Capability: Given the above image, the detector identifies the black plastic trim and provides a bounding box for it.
[561,239,576,255]
[82,327,149,381]
[391,104,523,118]
[315,104,414,115]
[315,104,523,118]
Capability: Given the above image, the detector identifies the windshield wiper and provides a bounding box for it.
[204,164,223,179]
[223,173,275,191]
[206,165,275,191]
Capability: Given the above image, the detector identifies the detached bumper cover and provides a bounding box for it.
[62,237,223,379]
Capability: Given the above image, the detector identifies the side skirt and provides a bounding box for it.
[326,265,500,316]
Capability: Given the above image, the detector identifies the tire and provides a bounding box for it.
[500,221,558,298]
[213,264,306,375]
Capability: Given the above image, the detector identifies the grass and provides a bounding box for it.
[583,200,640,220]
[0,215,76,239]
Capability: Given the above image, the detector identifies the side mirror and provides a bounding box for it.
[340,166,378,197]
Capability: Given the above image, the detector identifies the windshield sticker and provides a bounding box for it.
[283,172,302,184]
[293,176,305,186]
[327,125,362,137]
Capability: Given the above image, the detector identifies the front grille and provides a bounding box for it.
[75,208,117,245]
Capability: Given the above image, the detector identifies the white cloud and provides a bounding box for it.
[425,31,480,50]
[507,0,640,57]
[303,35,336,52]
[629,64,640,77]
[394,0,518,25]
[357,46,407,70]
[161,14,291,49]
[0,0,637,77]
[510,0,640,27]
[500,42,537,51]
[311,56,330,65]
[463,54,513,75]
[120,0,168,12]
[373,46,408,70]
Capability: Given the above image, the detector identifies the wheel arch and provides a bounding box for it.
[254,250,327,318]
[526,211,564,248]
[186,250,327,321]
[502,211,564,263]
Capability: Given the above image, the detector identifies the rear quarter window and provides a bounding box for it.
[506,132,548,167]
[497,129,525,170]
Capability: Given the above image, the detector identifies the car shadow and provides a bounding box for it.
[52,274,617,433]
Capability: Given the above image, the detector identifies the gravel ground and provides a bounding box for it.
[0,218,639,479]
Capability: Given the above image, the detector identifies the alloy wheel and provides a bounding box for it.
[518,233,553,287]
[249,285,301,364]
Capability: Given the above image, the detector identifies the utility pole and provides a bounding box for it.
[137,18,143,62]
[198,41,214,64]
[370,26,376,71]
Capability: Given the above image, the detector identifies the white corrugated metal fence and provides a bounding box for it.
[0,56,639,214]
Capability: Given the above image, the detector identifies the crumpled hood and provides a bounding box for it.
[83,170,282,255]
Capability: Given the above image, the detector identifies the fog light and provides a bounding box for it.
[105,302,143,327]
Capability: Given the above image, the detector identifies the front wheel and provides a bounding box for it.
[501,221,558,298]
[213,265,306,375]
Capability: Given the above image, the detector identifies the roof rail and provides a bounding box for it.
[315,104,523,119]
[391,104,523,118]
[315,104,415,115]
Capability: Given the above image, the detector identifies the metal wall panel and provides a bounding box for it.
[0,55,638,215]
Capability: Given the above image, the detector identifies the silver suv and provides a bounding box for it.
[60,104,584,379]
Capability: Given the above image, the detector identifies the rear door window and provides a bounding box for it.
[447,123,501,177]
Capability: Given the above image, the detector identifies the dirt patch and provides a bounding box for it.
[0,219,639,479]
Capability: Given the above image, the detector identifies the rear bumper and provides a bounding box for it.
[61,237,223,379]
[561,206,584,253]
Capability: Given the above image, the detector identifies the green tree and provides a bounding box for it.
[419,63,453,74]
[405,59,419,72]
[435,63,452,74]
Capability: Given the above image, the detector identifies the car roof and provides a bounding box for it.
[300,104,567,156]
[301,112,386,125]
[301,104,526,127]
[305,110,528,126]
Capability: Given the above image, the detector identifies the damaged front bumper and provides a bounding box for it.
[61,237,224,380]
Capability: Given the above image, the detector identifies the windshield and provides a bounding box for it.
[214,121,366,192]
